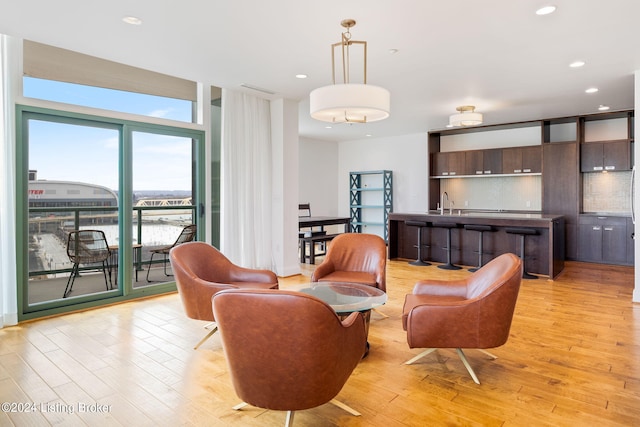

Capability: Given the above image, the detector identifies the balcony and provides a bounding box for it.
[28,205,196,304]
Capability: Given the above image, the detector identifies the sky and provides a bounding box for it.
[25,78,194,192]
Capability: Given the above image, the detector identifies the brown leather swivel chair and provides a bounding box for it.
[311,233,387,292]
[402,253,522,384]
[212,289,367,426]
[169,241,278,349]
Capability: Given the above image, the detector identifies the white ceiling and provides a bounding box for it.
[1,0,639,141]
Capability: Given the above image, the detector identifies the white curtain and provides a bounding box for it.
[220,89,273,269]
[0,34,18,327]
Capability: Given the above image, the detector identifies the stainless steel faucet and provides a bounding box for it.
[440,191,448,215]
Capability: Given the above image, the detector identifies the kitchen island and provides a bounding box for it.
[388,211,565,278]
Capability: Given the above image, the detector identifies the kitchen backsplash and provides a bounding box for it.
[437,171,632,214]
[439,176,541,211]
[583,171,632,213]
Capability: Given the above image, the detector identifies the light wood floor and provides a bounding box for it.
[1,258,638,426]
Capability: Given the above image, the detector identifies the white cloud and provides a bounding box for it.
[148,108,174,118]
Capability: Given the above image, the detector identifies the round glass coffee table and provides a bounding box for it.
[295,282,387,313]
[294,282,387,357]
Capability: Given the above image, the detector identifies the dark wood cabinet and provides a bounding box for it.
[522,146,542,173]
[464,149,502,175]
[577,215,630,265]
[432,152,447,176]
[432,151,465,176]
[465,150,483,175]
[502,146,541,174]
[543,142,578,259]
[484,149,502,175]
[502,148,520,174]
[580,140,631,172]
[578,221,603,262]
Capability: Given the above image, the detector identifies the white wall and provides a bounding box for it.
[337,133,428,216]
[298,133,427,239]
[298,136,339,216]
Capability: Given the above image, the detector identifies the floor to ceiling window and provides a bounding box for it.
[16,40,211,320]
[18,108,205,320]
[131,130,197,288]
[25,116,120,306]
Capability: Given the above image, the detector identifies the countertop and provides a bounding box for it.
[391,210,563,221]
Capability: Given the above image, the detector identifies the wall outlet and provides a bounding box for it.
[464,200,469,207]
[526,200,531,207]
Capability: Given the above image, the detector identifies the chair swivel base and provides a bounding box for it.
[405,348,498,385]
[193,323,218,350]
[233,398,361,425]
[438,262,462,270]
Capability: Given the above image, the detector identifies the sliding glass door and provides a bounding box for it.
[131,130,197,287]
[18,107,204,319]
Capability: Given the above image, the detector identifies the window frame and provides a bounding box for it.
[16,104,206,321]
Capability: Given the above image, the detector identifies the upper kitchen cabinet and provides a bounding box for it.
[465,149,502,175]
[432,151,465,176]
[502,146,541,174]
[580,140,631,172]
[580,113,633,172]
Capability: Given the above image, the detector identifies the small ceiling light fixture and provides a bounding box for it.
[598,105,610,111]
[569,60,585,68]
[122,16,142,25]
[536,5,557,15]
[585,87,599,94]
[309,19,390,124]
[295,74,308,79]
[449,105,483,127]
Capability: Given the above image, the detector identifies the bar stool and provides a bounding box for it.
[405,220,431,266]
[505,227,538,279]
[433,222,461,270]
[464,224,495,272]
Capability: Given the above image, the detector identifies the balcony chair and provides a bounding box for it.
[402,253,523,384]
[212,288,367,426]
[146,224,196,281]
[169,241,278,349]
[63,229,112,298]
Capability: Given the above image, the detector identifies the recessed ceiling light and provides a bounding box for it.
[325,126,332,129]
[569,60,585,68]
[365,134,373,137]
[598,105,610,111]
[122,16,142,25]
[295,74,308,79]
[585,87,599,94]
[388,49,399,54]
[536,5,557,15]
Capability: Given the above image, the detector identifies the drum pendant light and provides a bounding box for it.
[310,19,390,124]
